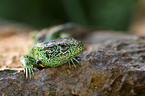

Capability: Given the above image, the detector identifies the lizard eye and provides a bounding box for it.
[60,44,66,49]
[59,44,69,52]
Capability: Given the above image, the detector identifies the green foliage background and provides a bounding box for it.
[0,0,138,30]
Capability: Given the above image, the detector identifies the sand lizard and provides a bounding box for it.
[20,25,84,78]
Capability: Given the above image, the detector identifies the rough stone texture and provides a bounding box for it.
[0,23,145,96]
[1,31,145,96]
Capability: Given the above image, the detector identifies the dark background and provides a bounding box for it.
[0,0,138,30]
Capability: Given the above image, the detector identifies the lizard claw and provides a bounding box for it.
[24,67,34,79]
[69,57,81,68]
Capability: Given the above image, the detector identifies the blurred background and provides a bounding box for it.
[0,0,142,32]
[1,0,145,70]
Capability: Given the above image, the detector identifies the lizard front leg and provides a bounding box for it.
[20,55,41,78]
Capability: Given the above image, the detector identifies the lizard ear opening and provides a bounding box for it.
[36,60,42,64]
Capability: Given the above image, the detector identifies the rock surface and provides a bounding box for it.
[0,25,145,96]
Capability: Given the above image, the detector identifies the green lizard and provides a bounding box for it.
[20,25,84,78]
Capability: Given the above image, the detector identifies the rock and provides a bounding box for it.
[1,32,145,96]
[1,23,145,96]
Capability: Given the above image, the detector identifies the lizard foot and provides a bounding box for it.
[24,67,34,79]
[68,57,81,68]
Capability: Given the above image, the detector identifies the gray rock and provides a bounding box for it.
[0,32,145,96]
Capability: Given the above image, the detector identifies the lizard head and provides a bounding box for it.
[36,37,84,66]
